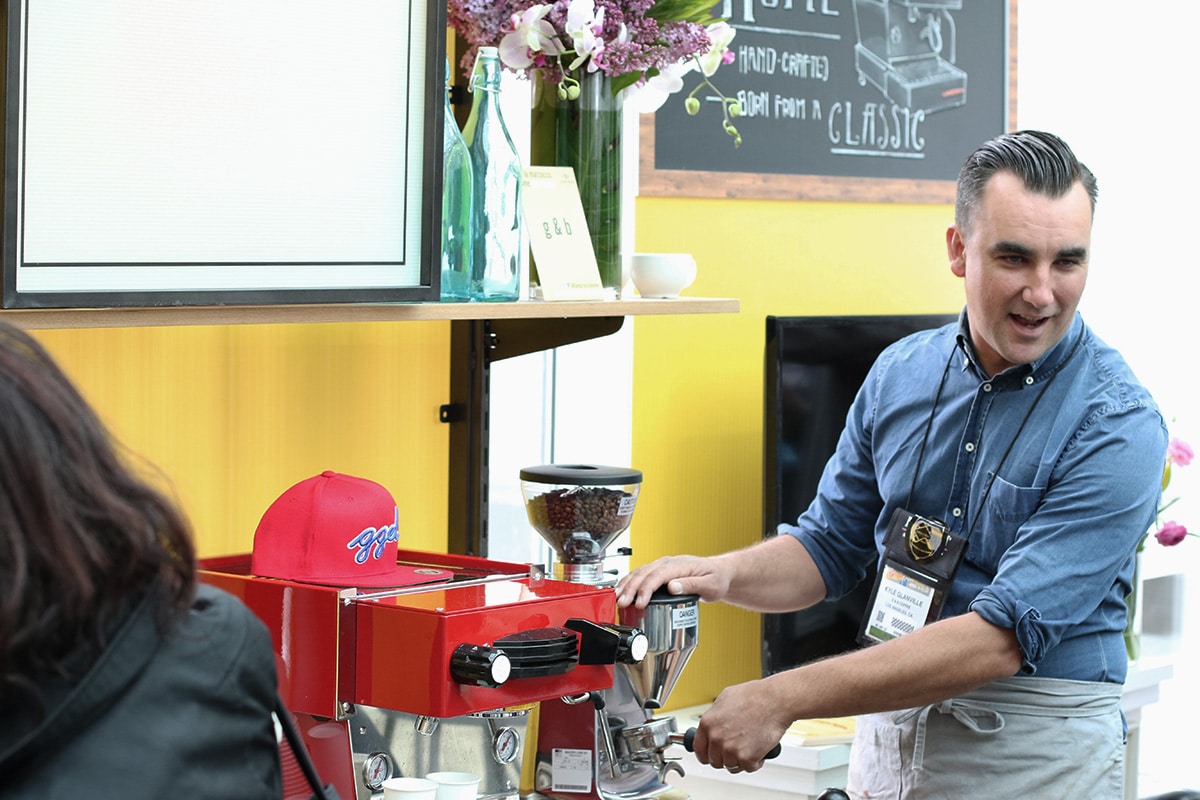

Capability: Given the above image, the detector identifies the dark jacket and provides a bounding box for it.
[0,583,282,799]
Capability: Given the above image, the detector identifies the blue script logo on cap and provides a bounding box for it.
[347,506,400,564]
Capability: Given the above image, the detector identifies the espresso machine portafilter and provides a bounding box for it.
[520,465,700,800]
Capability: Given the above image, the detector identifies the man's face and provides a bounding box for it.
[946,171,1092,377]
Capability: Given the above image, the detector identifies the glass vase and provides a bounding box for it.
[531,70,624,298]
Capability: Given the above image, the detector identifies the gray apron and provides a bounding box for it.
[847,676,1124,799]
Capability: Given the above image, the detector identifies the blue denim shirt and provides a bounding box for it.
[780,312,1166,683]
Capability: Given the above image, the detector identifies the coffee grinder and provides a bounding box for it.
[519,465,699,800]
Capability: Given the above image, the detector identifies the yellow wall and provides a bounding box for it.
[32,322,451,557]
[629,195,964,709]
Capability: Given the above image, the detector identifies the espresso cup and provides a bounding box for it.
[425,771,481,800]
[631,253,697,298]
[382,777,438,800]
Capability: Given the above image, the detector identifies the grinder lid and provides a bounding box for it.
[519,464,642,486]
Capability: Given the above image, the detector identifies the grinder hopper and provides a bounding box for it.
[520,464,642,585]
[617,587,699,710]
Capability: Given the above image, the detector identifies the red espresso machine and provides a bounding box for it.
[201,549,645,800]
[519,465,700,800]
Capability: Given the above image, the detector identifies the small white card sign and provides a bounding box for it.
[521,166,606,301]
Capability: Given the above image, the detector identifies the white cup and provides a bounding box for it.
[382,777,439,800]
[631,253,697,298]
[424,771,481,800]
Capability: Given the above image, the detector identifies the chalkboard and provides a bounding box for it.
[640,0,1017,203]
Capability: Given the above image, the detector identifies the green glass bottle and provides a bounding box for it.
[440,58,473,302]
[461,47,522,302]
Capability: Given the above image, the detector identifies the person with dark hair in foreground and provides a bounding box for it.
[618,131,1167,798]
[0,320,282,799]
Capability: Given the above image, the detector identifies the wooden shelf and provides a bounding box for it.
[0,296,739,330]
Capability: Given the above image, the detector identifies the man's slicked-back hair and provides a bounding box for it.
[955,130,1098,233]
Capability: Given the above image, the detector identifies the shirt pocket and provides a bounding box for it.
[965,474,1043,572]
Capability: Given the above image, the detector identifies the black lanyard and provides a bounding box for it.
[905,329,1084,540]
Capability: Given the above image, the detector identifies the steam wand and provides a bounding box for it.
[563,691,622,779]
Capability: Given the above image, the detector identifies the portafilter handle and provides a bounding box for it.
[669,728,782,760]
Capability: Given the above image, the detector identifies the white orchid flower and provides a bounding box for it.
[619,60,697,114]
[564,0,607,71]
[697,21,736,77]
[498,4,564,70]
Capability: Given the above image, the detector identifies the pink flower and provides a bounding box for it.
[1168,437,1194,467]
[1155,520,1189,547]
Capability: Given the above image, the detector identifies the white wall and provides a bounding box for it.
[1019,3,1199,793]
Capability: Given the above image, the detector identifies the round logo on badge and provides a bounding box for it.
[906,518,946,562]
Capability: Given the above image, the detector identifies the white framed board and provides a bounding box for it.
[2,0,443,308]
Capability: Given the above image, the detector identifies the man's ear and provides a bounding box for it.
[947,225,967,278]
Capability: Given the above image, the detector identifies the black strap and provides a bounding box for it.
[274,695,336,800]
[907,328,1085,540]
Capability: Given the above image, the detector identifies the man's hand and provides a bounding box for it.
[615,554,729,609]
[690,678,790,774]
[617,536,825,612]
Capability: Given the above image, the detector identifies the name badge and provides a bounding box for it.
[858,508,967,646]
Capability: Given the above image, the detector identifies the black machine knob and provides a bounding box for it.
[606,623,649,664]
[450,644,511,688]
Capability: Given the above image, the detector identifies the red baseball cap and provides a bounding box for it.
[251,471,449,588]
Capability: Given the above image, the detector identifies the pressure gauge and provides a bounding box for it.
[362,752,393,791]
[491,726,521,765]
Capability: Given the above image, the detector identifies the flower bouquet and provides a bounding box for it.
[447,0,741,140]
[447,0,741,295]
[1126,435,1192,659]
[1146,437,1194,548]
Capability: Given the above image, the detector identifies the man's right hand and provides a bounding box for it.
[615,554,731,608]
[615,536,826,614]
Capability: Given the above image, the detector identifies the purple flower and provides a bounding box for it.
[448,0,743,145]
[1155,520,1189,547]
[448,0,722,86]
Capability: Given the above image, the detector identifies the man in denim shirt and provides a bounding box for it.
[617,131,1166,798]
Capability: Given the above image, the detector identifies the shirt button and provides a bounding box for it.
[965,442,975,453]
[983,383,993,392]
[952,507,963,518]
[1025,376,1035,385]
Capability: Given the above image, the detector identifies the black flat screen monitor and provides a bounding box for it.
[762,313,957,675]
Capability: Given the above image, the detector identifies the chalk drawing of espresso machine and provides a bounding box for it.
[852,0,967,114]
